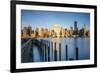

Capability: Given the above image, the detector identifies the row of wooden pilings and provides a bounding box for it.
[21,39,33,63]
[37,39,79,62]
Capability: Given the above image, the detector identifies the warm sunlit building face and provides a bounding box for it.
[51,24,61,38]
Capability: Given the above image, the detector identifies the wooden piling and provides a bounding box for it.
[66,45,68,60]
[31,40,34,62]
[59,43,61,61]
[40,40,43,61]
[43,43,45,62]
[49,41,50,61]
[45,44,47,62]
[46,41,49,61]
[54,42,57,61]
[76,47,79,60]
[40,41,44,62]
[52,42,53,61]
[48,46,50,61]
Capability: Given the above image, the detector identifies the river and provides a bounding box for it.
[33,37,90,62]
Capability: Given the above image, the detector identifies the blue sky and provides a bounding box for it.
[21,10,90,30]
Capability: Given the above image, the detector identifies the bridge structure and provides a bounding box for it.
[21,38,79,63]
[21,38,52,63]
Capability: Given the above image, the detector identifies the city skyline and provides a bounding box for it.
[21,10,90,63]
[21,10,90,30]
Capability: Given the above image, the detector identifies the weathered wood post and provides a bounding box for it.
[51,42,53,61]
[41,41,44,61]
[48,46,50,61]
[30,40,33,62]
[45,43,47,62]
[76,47,79,60]
[54,42,57,61]
[32,40,34,62]
[28,40,33,62]
[43,42,45,62]
[59,43,61,61]
[49,41,50,61]
[66,45,68,60]
[40,40,44,61]
[42,40,45,62]
[46,41,49,61]
[47,41,49,61]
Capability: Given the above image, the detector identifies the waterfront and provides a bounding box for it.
[32,37,90,62]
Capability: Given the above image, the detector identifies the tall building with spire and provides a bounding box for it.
[74,21,78,35]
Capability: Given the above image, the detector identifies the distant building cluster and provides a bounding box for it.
[21,21,90,38]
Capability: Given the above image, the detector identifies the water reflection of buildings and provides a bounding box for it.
[21,21,90,38]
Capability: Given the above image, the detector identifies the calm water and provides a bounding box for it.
[33,38,90,62]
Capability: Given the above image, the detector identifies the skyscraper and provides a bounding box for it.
[74,21,77,30]
[74,21,78,35]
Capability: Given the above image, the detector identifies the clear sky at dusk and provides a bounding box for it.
[21,10,90,30]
